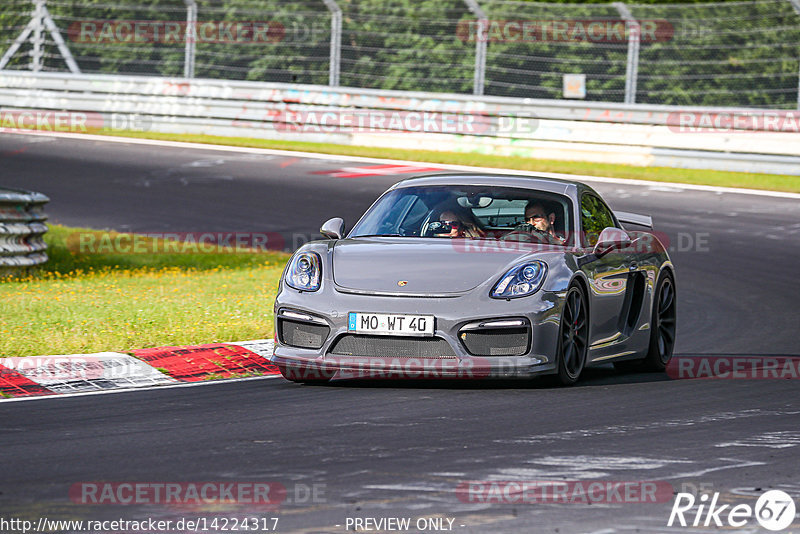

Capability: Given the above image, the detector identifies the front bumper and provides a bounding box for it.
[271,282,563,381]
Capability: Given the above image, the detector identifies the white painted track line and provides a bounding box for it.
[6,129,800,200]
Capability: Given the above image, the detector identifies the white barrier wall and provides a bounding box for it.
[1,71,799,175]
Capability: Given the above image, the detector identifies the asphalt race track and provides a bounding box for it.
[1,132,799,533]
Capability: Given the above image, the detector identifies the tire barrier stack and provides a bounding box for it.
[0,186,49,276]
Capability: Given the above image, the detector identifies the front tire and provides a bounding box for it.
[644,271,676,371]
[556,284,589,385]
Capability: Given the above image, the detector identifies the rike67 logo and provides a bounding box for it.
[668,490,796,531]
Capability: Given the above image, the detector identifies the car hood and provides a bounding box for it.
[331,237,554,295]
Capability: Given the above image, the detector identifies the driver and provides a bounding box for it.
[518,202,565,244]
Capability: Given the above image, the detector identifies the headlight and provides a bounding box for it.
[285,252,322,292]
[491,260,547,299]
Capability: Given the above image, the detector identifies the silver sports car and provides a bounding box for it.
[271,173,676,385]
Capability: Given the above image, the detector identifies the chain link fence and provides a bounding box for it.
[1,0,799,108]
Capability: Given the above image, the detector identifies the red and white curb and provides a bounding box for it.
[0,340,277,399]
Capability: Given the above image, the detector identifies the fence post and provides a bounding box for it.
[322,0,342,86]
[0,0,80,73]
[614,2,639,104]
[789,0,800,109]
[463,0,487,96]
[184,0,196,78]
[31,0,45,72]
[41,3,80,73]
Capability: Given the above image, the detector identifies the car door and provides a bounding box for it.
[579,193,630,347]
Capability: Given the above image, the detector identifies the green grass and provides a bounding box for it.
[0,225,289,358]
[104,130,800,193]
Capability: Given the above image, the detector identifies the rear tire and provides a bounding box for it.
[556,284,589,386]
[644,271,676,371]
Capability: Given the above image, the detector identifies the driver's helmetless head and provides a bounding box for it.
[439,211,461,226]
[525,203,555,233]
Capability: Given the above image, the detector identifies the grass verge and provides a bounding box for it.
[103,130,800,194]
[0,225,288,358]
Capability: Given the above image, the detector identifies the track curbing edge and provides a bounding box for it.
[0,340,277,400]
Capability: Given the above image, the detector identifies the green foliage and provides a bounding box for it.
[0,224,289,357]
[40,224,287,276]
[0,0,36,70]
[1,0,797,107]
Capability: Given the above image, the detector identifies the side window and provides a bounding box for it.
[581,194,616,247]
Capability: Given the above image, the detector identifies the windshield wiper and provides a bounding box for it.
[354,234,405,238]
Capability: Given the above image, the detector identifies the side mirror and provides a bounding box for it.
[320,217,345,240]
[593,227,631,257]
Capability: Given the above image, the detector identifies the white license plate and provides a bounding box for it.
[348,312,434,336]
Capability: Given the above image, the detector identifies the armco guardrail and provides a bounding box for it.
[0,187,49,275]
[1,71,799,175]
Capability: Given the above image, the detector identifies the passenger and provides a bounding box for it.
[435,208,485,239]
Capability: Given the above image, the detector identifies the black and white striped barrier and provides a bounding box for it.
[0,186,49,275]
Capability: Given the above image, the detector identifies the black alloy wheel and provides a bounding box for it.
[645,272,676,371]
[556,285,589,385]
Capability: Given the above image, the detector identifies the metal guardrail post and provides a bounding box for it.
[31,0,45,72]
[0,187,49,276]
[1,0,80,73]
[463,0,487,96]
[789,0,800,109]
[42,3,80,73]
[614,2,640,105]
[322,0,342,86]
[184,0,197,79]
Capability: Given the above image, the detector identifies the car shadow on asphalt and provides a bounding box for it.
[291,363,672,390]
[291,353,800,390]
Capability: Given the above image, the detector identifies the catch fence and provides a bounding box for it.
[1,0,799,108]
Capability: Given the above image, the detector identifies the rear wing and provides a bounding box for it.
[615,211,653,229]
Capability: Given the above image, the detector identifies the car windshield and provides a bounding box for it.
[349,185,573,246]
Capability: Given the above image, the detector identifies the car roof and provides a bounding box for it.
[391,172,584,197]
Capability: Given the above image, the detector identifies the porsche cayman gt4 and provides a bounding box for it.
[271,173,676,385]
